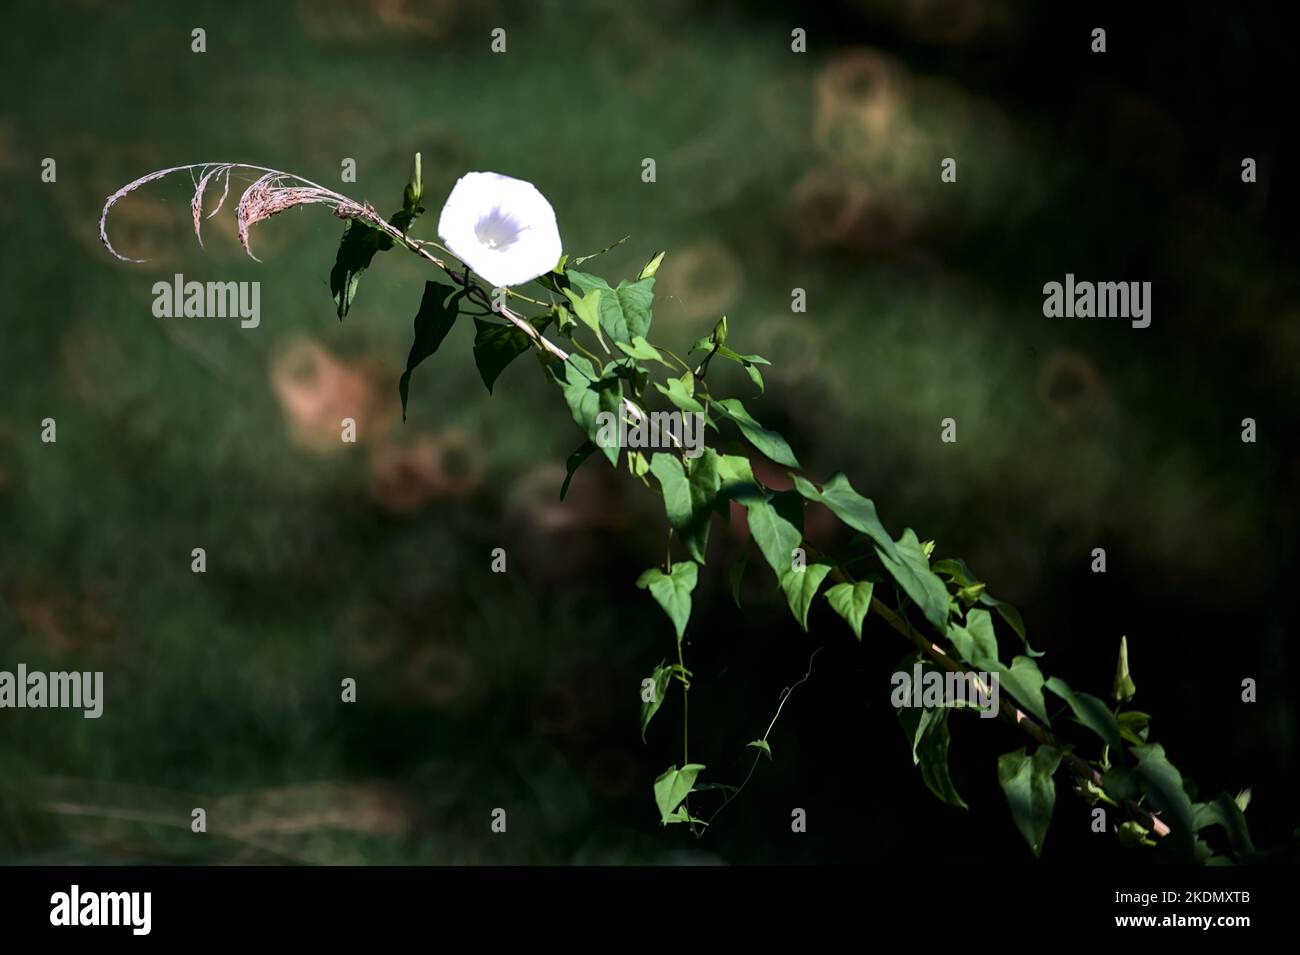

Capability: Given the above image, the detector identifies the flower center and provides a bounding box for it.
[474,208,525,251]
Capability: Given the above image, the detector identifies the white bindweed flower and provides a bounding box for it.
[437,172,563,289]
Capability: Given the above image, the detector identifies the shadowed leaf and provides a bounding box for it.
[398,281,463,421]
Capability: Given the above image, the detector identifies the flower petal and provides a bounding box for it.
[438,172,562,289]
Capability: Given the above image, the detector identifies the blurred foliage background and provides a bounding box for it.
[0,0,1296,865]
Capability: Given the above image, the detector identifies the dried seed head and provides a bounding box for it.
[100,162,371,263]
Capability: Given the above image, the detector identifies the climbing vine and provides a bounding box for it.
[100,155,1277,864]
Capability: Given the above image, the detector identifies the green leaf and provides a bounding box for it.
[614,335,671,367]
[1114,635,1136,703]
[877,529,950,633]
[1191,793,1255,857]
[713,398,799,468]
[780,562,832,631]
[897,699,941,765]
[996,655,1050,727]
[895,652,967,774]
[771,488,805,535]
[646,453,692,551]
[1115,710,1151,745]
[978,591,1041,657]
[329,176,423,320]
[935,558,1041,657]
[550,354,607,460]
[825,581,874,641]
[741,497,802,579]
[329,220,391,319]
[636,562,699,642]
[471,315,550,394]
[932,557,977,586]
[640,663,672,743]
[997,745,1063,857]
[398,281,462,422]
[649,451,719,564]
[627,449,650,480]
[566,270,655,343]
[914,707,968,809]
[563,286,607,352]
[1129,743,1195,859]
[947,609,1045,723]
[684,451,721,560]
[653,375,705,415]
[747,739,772,760]
[611,278,655,341]
[1045,677,1122,751]
[716,454,758,498]
[596,375,623,466]
[653,763,705,824]
[945,608,1000,671]
[560,439,597,501]
[744,362,765,396]
[792,473,896,561]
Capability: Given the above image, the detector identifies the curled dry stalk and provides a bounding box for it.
[100,159,1279,864]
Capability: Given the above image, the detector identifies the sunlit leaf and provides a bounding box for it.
[780,561,832,631]
[877,529,950,633]
[640,662,672,743]
[636,562,699,642]
[713,398,799,468]
[653,763,705,824]
[825,580,874,640]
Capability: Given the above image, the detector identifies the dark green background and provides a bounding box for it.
[1,0,1296,864]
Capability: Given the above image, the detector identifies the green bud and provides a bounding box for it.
[712,314,728,346]
[640,251,665,279]
[1113,635,1136,703]
[403,151,423,211]
[1117,820,1156,848]
[1234,787,1252,814]
[1072,777,1105,806]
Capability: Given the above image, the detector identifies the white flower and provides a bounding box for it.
[437,171,563,289]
